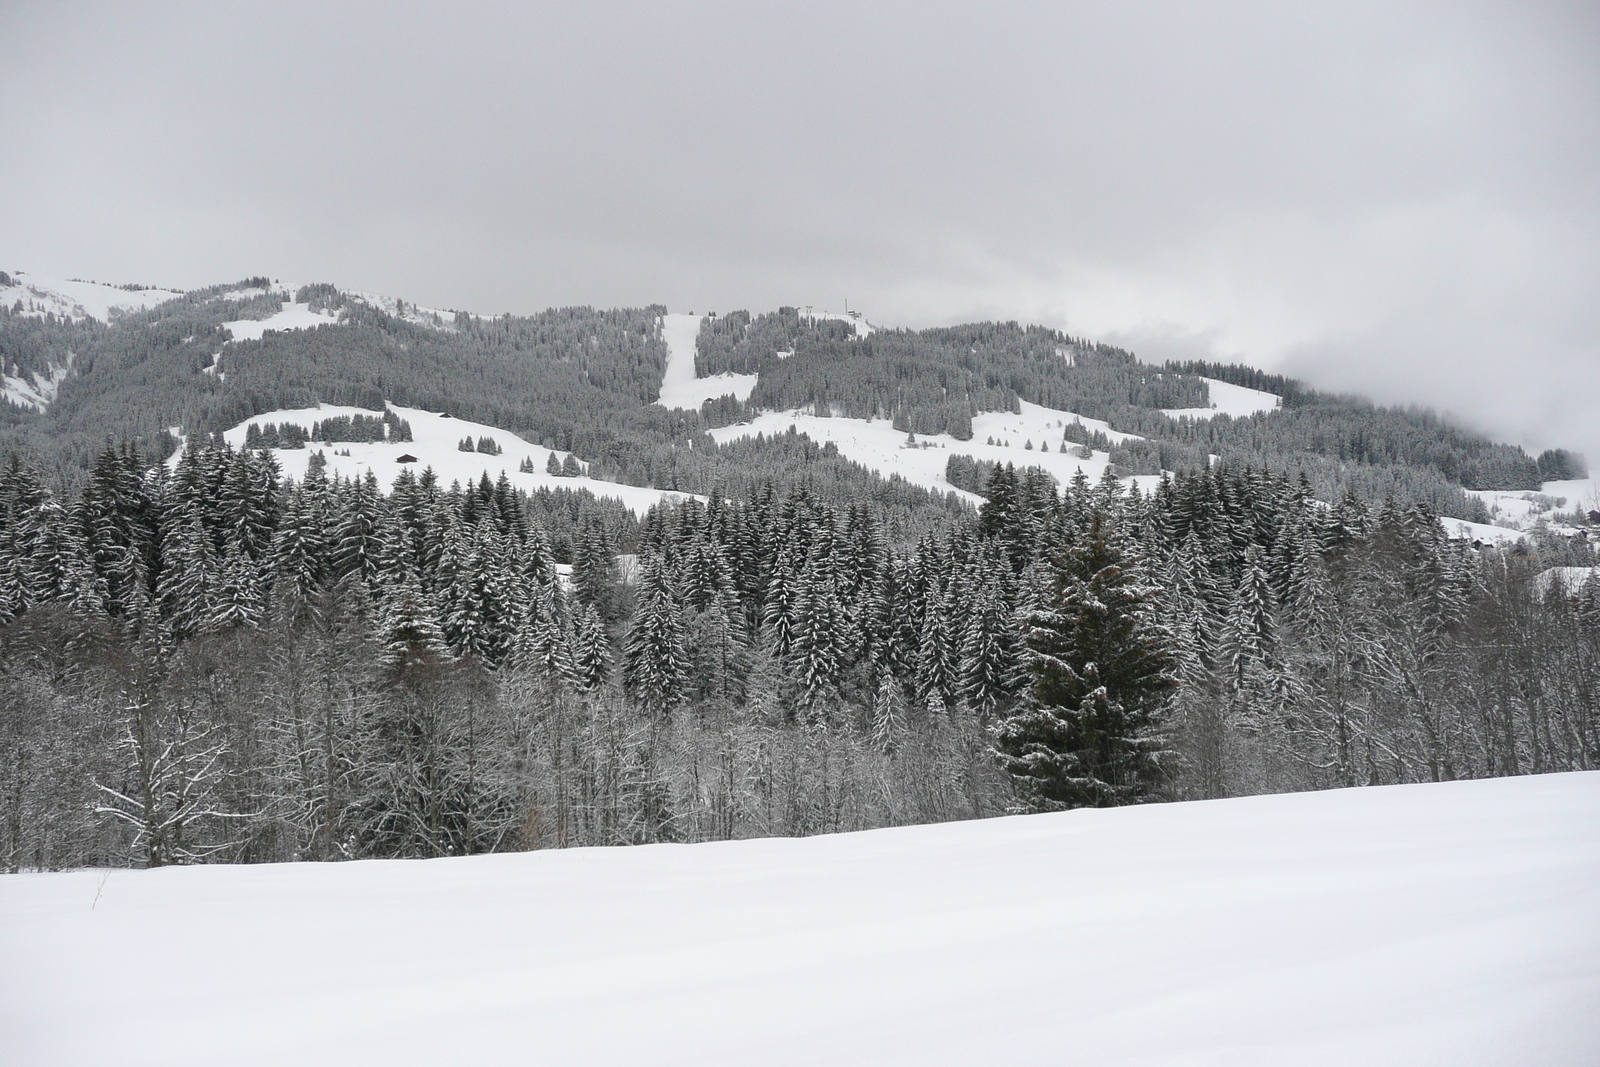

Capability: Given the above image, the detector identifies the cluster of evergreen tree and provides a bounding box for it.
[244,422,310,449]
[702,313,1209,439]
[1,441,1592,871]
[309,411,412,444]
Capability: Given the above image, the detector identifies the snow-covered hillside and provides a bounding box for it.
[3,772,1595,1067]
[2,356,73,412]
[222,301,341,342]
[1465,478,1599,538]
[654,312,758,410]
[1163,376,1282,420]
[0,271,183,322]
[711,400,1163,503]
[187,404,702,516]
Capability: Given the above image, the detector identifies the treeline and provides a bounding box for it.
[699,312,1211,439]
[1,441,1593,871]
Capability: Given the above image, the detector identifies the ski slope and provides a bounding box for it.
[654,312,758,410]
[0,271,183,322]
[1163,376,1283,420]
[186,404,702,516]
[711,400,1162,503]
[2,773,1595,1067]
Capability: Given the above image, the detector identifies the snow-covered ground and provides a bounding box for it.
[654,312,758,410]
[711,399,1160,503]
[1163,376,1283,420]
[1440,516,1529,546]
[341,289,463,330]
[0,271,183,322]
[2,355,72,411]
[2,772,1595,1067]
[222,301,342,342]
[184,404,701,516]
[1466,479,1597,536]
[797,305,876,337]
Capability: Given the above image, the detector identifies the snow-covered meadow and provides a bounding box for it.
[2,773,1595,1066]
[709,405,1166,503]
[1163,376,1283,420]
[187,404,702,516]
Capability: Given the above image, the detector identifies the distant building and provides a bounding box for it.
[395,454,418,463]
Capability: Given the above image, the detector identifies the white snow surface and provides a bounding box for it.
[3,773,1597,1067]
[1163,376,1283,420]
[0,271,183,321]
[187,404,701,516]
[222,301,342,342]
[711,399,1157,504]
[1441,516,1529,546]
[655,313,758,410]
[2,356,72,412]
[1464,479,1597,537]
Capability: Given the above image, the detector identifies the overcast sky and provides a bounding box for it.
[3,1,1596,460]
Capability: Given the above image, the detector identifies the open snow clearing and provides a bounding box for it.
[711,402,1165,502]
[3,773,1595,1067]
[181,404,702,516]
[1163,376,1283,420]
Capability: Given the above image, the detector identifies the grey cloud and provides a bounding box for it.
[2,0,1595,456]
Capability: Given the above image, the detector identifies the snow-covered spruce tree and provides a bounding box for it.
[622,553,688,716]
[570,601,612,692]
[788,566,843,720]
[993,512,1177,809]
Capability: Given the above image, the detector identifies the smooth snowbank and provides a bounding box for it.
[655,312,758,410]
[1164,376,1283,420]
[4,773,1595,1067]
[188,404,701,516]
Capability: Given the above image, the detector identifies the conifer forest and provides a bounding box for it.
[2,435,1594,871]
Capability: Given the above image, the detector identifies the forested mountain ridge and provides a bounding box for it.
[2,270,1584,519]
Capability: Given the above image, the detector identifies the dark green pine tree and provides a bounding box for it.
[378,575,450,675]
[570,601,612,692]
[993,513,1177,809]
[622,553,688,716]
[788,566,843,719]
[208,540,264,631]
[958,578,1016,721]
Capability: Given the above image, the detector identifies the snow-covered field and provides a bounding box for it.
[222,300,342,342]
[655,312,758,410]
[188,404,701,516]
[1441,516,1532,546]
[1163,376,1283,420]
[711,400,1163,503]
[1466,479,1598,537]
[3,773,1595,1067]
[0,271,183,322]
